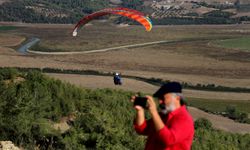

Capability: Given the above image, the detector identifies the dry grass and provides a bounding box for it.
[4,76,25,85]
[0,34,25,47]
[47,73,250,101]
[195,6,217,15]
[8,22,245,52]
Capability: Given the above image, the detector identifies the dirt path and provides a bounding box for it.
[27,40,169,55]
[48,73,250,101]
[189,107,250,134]
[47,73,250,134]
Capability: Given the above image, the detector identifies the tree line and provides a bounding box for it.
[1,0,250,24]
[3,67,250,93]
[0,0,141,24]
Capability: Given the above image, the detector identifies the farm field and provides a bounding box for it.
[213,37,250,51]
[1,22,250,91]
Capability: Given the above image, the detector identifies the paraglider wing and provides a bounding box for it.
[72,7,152,36]
[110,10,152,32]
[72,11,110,36]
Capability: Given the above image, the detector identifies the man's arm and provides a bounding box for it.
[134,106,149,135]
[146,96,165,131]
[150,109,165,131]
[132,96,149,135]
[135,109,145,126]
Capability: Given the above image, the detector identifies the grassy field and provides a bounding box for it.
[1,23,250,88]
[188,97,250,113]
[32,27,240,52]
[3,22,245,52]
[214,37,250,51]
[0,26,17,31]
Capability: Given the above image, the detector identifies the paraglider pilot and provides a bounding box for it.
[114,73,122,85]
[131,82,194,150]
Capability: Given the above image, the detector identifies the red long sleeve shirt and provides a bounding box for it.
[134,106,194,150]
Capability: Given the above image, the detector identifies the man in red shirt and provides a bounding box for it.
[132,82,194,150]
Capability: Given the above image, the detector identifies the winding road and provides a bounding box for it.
[18,37,220,55]
[19,37,170,55]
[17,37,40,54]
[27,40,170,55]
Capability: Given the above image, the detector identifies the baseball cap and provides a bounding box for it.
[153,81,182,98]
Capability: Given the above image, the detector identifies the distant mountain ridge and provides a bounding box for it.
[1,0,250,24]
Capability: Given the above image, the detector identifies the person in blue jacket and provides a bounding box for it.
[114,73,122,85]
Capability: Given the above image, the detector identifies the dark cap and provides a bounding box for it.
[153,82,182,98]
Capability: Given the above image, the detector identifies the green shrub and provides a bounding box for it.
[195,118,213,130]
[0,68,18,80]
[226,106,249,123]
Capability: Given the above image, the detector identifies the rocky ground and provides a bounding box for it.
[0,141,20,150]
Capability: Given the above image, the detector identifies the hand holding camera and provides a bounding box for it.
[132,96,148,109]
[131,95,158,114]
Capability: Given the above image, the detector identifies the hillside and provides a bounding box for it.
[150,0,236,18]
[1,68,250,149]
[1,0,250,24]
[0,0,111,23]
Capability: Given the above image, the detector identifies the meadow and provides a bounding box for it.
[188,98,250,114]
[0,26,17,31]
[214,37,250,51]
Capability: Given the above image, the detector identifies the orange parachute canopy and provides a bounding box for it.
[72,7,152,36]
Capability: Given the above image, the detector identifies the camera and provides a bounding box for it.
[134,97,148,109]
